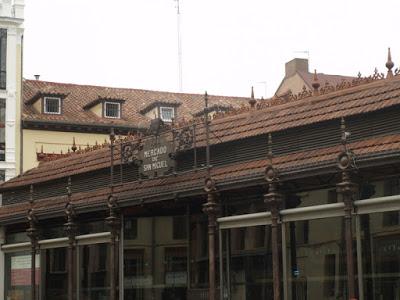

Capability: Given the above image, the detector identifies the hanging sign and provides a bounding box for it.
[140,134,173,178]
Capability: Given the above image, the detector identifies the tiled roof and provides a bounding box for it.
[5,75,400,190]
[23,80,250,128]
[1,133,400,222]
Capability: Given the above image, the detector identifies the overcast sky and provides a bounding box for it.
[23,0,400,98]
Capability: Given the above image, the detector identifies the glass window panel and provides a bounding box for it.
[284,217,353,300]
[43,248,68,300]
[0,28,7,89]
[160,107,174,122]
[104,102,120,118]
[79,243,110,300]
[124,215,188,300]
[44,97,61,114]
[360,211,400,299]
[5,251,40,300]
[220,225,274,300]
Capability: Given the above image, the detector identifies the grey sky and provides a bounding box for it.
[24,0,400,98]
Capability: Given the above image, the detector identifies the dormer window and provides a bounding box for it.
[104,102,121,119]
[160,106,174,122]
[44,97,61,114]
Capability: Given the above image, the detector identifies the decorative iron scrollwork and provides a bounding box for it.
[121,141,142,165]
[175,126,194,151]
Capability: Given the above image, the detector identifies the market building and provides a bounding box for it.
[21,79,249,172]
[0,51,400,300]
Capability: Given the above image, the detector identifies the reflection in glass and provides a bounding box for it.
[360,211,400,299]
[79,243,110,300]
[42,248,68,300]
[5,251,40,300]
[124,216,188,300]
[285,218,348,300]
[221,225,273,300]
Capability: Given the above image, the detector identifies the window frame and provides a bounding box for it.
[103,101,121,119]
[160,106,175,122]
[43,97,61,115]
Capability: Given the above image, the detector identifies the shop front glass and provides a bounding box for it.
[5,251,40,300]
[360,211,400,300]
[41,247,68,300]
[221,225,273,300]
[79,243,110,300]
[123,215,188,300]
[284,217,350,300]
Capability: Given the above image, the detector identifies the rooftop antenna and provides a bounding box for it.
[174,0,183,92]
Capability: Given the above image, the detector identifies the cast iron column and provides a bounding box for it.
[107,127,120,300]
[203,177,220,300]
[336,118,358,299]
[64,178,77,300]
[27,185,38,300]
[264,133,282,300]
[106,195,120,300]
[264,166,282,300]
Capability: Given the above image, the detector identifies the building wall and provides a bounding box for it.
[276,73,307,97]
[0,0,24,181]
[22,129,110,171]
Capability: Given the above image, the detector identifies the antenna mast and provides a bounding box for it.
[175,0,183,92]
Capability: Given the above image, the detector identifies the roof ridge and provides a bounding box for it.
[23,79,250,100]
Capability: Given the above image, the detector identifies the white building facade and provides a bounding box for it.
[0,0,24,182]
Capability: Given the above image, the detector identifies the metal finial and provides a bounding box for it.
[110,127,116,143]
[67,176,72,197]
[71,137,77,152]
[267,133,273,163]
[312,69,320,94]
[386,47,394,78]
[341,117,350,152]
[249,86,257,108]
[29,184,34,204]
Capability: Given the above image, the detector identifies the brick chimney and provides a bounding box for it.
[285,58,309,78]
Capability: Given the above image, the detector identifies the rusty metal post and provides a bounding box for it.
[26,185,38,300]
[336,118,358,299]
[64,177,77,300]
[203,178,220,300]
[264,134,282,300]
[202,91,220,300]
[107,128,120,300]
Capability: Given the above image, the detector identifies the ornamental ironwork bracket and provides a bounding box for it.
[120,140,143,166]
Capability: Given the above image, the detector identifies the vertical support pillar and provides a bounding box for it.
[203,178,219,300]
[26,185,38,300]
[336,118,358,300]
[64,177,77,300]
[264,133,282,300]
[106,127,120,300]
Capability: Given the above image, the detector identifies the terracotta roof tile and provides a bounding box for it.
[6,76,400,190]
[1,133,400,222]
[23,80,249,128]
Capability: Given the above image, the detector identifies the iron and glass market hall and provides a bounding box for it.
[3,62,400,300]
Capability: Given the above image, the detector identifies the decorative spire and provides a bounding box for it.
[312,69,320,95]
[340,117,350,153]
[29,184,34,205]
[386,47,394,78]
[249,86,257,108]
[267,133,273,164]
[71,137,77,152]
[67,176,72,197]
[204,91,211,174]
